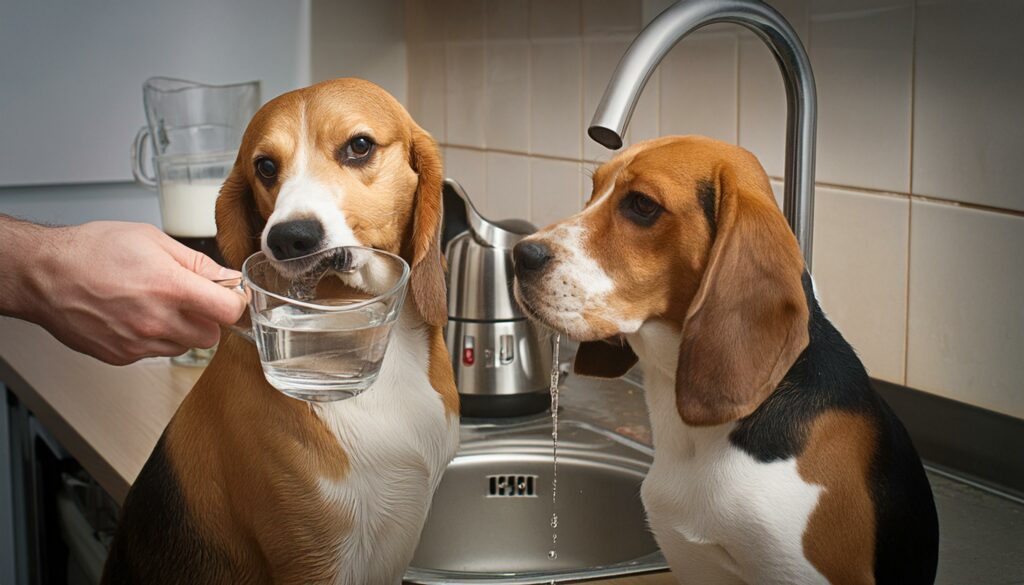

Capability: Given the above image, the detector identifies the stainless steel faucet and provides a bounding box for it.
[588,0,817,266]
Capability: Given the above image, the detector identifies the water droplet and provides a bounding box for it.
[550,513,558,529]
[548,550,558,560]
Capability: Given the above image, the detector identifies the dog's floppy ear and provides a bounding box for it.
[216,159,265,269]
[406,125,448,327]
[574,338,638,378]
[675,162,809,426]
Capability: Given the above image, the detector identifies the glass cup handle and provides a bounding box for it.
[131,126,158,188]
[213,276,255,344]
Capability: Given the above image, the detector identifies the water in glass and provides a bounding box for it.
[252,299,394,402]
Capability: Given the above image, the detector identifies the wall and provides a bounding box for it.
[0,0,312,187]
[407,0,1024,419]
[311,0,407,103]
[0,0,407,228]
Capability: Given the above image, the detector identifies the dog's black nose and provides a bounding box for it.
[513,241,551,277]
[266,219,324,260]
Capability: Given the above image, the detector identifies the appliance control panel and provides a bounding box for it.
[462,333,517,368]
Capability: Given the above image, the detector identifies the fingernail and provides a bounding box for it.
[218,266,242,279]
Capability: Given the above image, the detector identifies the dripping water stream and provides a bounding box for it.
[548,333,561,566]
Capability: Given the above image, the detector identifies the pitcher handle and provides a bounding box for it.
[131,126,158,188]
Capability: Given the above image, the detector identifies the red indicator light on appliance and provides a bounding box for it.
[463,348,475,365]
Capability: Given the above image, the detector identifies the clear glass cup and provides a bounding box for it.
[226,246,410,402]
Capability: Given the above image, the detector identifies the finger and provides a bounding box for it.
[174,269,248,326]
[140,339,191,359]
[163,237,241,281]
[175,313,221,350]
[159,312,223,349]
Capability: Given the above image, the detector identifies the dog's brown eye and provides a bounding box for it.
[255,157,277,180]
[632,194,659,216]
[620,191,663,226]
[344,136,375,162]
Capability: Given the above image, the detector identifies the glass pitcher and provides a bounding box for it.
[131,77,260,238]
[132,76,260,167]
[130,76,260,366]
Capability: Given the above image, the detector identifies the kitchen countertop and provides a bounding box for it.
[4,316,1022,584]
[0,317,673,583]
[0,317,201,504]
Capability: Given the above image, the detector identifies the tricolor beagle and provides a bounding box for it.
[102,79,459,584]
[513,136,938,584]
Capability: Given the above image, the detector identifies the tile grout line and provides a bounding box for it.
[526,0,534,224]
[578,0,585,161]
[904,0,918,387]
[441,1,449,150]
[907,194,1024,219]
[441,143,587,165]
[480,1,489,212]
[767,176,1024,218]
[734,28,741,146]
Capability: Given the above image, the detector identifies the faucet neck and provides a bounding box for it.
[588,0,816,267]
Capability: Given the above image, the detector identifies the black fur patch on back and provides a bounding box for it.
[728,272,938,584]
[101,435,230,584]
[697,179,717,239]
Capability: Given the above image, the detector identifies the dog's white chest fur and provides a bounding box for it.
[313,308,459,585]
[627,322,828,584]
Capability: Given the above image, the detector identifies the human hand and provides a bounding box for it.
[5,220,247,365]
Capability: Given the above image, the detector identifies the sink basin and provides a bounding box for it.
[405,419,667,584]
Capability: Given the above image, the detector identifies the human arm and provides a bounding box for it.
[0,216,246,365]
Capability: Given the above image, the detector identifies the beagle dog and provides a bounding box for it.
[512,136,938,584]
[102,79,459,584]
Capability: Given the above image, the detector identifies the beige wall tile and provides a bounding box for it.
[444,0,485,42]
[485,152,531,220]
[583,0,641,36]
[811,0,913,193]
[913,0,1024,212]
[445,45,487,147]
[529,1,582,159]
[311,0,407,102]
[485,41,530,152]
[407,39,446,141]
[530,158,582,228]
[641,0,675,26]
[445,147,488,210]
[769,178,785,211]
[660,32,739,144]
[530,40,583,159]
[529,0,581,39]
[737,0,809,178]
[812,187,909,384]
[906,200,1024,418]
[487,0,528,40]
[627,69,660,148]
[405,0,435,45]
[406,0,445,138]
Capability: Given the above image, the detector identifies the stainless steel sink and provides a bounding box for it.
[405,418,667,584]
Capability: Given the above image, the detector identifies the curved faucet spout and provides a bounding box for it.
[588,0,816,266]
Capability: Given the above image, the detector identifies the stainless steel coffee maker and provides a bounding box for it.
[442,180,554,417]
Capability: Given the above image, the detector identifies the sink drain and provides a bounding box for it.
[487,474,537,497]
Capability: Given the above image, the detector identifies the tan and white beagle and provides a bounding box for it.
[102,79,459,584]
[513,136,938,584]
